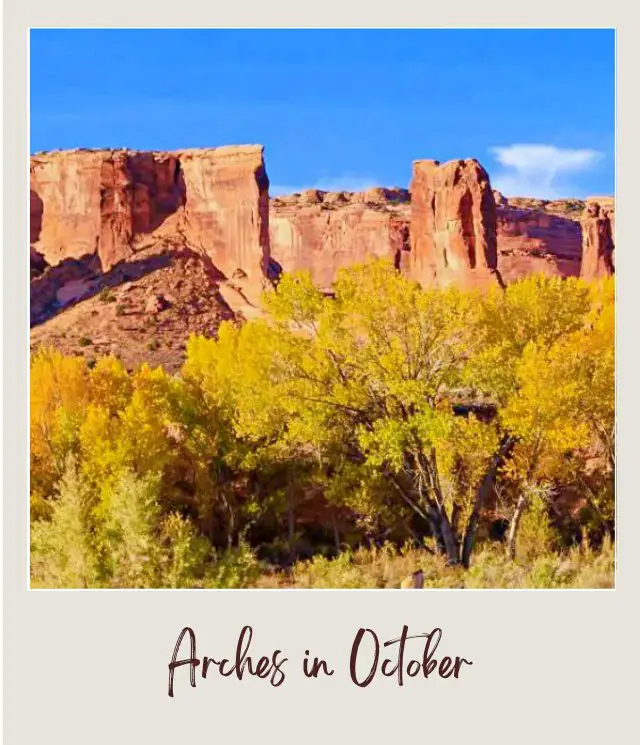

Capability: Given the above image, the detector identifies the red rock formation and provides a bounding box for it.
[503,196,585,219]
[98,152,135,269]
[496,205,582,281]
[270,188,410,291]
[177,146,270,286]
[30,151,105,266]
[30,247,48,279]
[586,197,615,271]
[409,159,501,289]
[493,190,508,207]
[31,146,616,307]
[269,183,612,290]
[30,146,269,285]
[580,201,615,280]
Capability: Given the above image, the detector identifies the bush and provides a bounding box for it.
[30,458,98,588]
[514,487,561,561]
[30,462,264,589]
[202,542,263,589]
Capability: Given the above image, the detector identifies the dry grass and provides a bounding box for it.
[253,538,614,590]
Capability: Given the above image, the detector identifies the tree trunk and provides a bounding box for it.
[388,469,459,563]
[462,435,515,568]
[507,494,528,560]
[440,516,461,565]
[331,509,340,553]
[427,503,460,564]
[431,519,447,556]
[287,488,295,561]
[417,450,462,564]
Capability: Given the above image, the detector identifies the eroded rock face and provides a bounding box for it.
[496,205,583,281]
[409,159,501,289]
[270,188,410,291]
[30,247,48,279]
[31,146,615,310]
[30,151,105,266]
[269,181,613,289]
[177,146,270,285]
[30,146,269,284]
[580,201,615,280]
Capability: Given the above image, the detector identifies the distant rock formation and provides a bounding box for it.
[29,145,616,372]
[409,159,501,289]
[496,205,583,281]
[580,201,615,280]
[269,188,410,291]
[31,147,616,298]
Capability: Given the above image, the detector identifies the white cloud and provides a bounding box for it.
[270,173,379,197]
[490,144,603,199]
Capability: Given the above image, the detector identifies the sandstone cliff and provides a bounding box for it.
[409,159,501,289]
[30,146,615,372]
[30,146,270,286]
[268,187,610,289]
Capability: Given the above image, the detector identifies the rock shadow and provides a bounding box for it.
[31,250,177,327]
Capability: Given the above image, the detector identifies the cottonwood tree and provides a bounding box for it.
[469,275,614,556]
[188,261,516,565]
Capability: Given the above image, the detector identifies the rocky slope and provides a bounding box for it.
[30,147,615,371]
[30,239,236,373]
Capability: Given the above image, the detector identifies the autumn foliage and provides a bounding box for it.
[30,262,615,588]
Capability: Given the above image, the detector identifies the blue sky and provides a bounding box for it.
[30,29,615,198]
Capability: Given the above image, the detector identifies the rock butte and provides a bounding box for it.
[30,147,615,368]
[580,201,615,280]
[409,159,501,290]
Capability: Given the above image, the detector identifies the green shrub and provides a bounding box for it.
[202,541,263,589]
[515,488,561,561]
[30,458,99,588]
